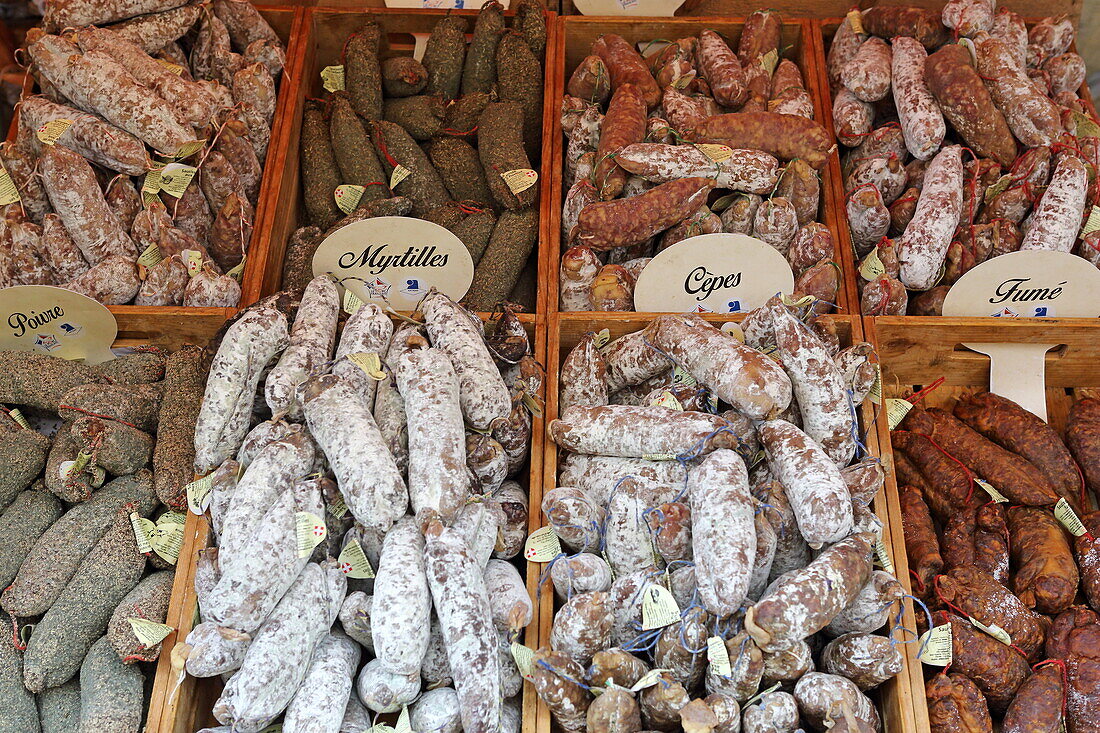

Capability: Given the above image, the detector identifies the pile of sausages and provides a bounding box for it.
[536,299,901,732]
[186,282,537,733]
[3,0,285,306]
[560,13,841,313]
[894,391,1100,731]
[828,5,1097,315]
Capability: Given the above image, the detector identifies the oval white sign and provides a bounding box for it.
[0,286,117,364]
[942,250,1100,318]
[632,233,795,314]
[312,216,474,312]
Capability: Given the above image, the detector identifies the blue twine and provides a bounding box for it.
[899,594,935,653]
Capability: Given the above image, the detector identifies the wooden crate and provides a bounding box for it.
[865,315,1100,729]
[261,5,558,318]
[815,16,1100,320]
[538,312,922,733]
[2,7,306,316]
[673,0,1083,25]
[154,312,548,732]
[548,16,860,318]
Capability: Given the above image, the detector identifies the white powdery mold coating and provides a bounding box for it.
[759,419,853,546]
[688,448,756,618]
[184,622,251,678]
[793,672,881,732]
[333,302,393,407]
[550,553,613,599]
[395,346,468,520]
[424,521,502,733]
[372,517,432,675]
[891,37,945,161]
[194,306,290,474]
[975,35,1061,147]
[825,570,903,637]
[301,374,408,532]
[604,477,676,578]
[768,302,856,466]
[549,591,612,667]
[647,314,793,420]
[742,690,799,733]
[20,95,148,175]
[558,454,686,507]
[600,328,671,393]
[529,649,590,733]
[421,291,511,431]
[45,0,189,29]
[1021,155,1089,253]
[215,562,346,732]
[542,486,604,553]
[559,333,608,414]
[615,143,780,193]
[897,145,963,291]
[216,432,315,567]
[205,478,322,633]
[745,532,874,652]
[265,276,340,420]
[608,570,651,647]
[821,632,904,690]
[283,630,361,731]
[451,501,503,569]
[484,559,533,632]
[550,404,737,458]
[411,687,462,733]
[559,244,600,312]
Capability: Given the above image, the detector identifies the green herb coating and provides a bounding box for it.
[464,207,538,311]
[301,100,343,229]
[423,16,467,102]
[461,2,505,96]
[0,631,38,733]
[346,22,384,120]
[153,345,205,509]
[382,95,446,141]
[381,56,428,98]
[452,207,497,266]
[370,120,452,218]
[495,31,543,161]
[0,351,105,412]
[428,137,494,207]
[281,226,324,292]
[329,92,389,200]
[477,101,538,211]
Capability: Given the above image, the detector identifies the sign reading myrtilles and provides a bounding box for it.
[312,217,474,311]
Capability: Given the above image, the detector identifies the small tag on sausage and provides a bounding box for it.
[510,642,535,679]
[984,174,1014,203]
[706,636,732,676]
[0,164,21,206]
[1054,498,1088,536]
[858,248,886,281]
[672,365,698,388]
[1073,111,1100,139]
[1083,205,1100,235]
[347,352,387,380]
[758,48,779,76]
[151,511,186,564]
[524,526,562,562]
[867,363,883,404]
[155,58,185,75]
[846,9,865,35]
[186,474,214,515]
[295,512,328,557]
[128,617,174,647]
[337,539,375,579]
[968,616,1012,646]
[343,288,365,314]
[520,389,544,418]
[36,118,74,146]
[389,164,412,189]
[138,243,165,270]
[158,163,197,198]
[974,478,1009,503]
[394,707,411,733]
[501,169,538,195]
[592,328,611,348]
[329,494,348,519]
[885,397,913,429]
[141,166,165,206]
[697,144,733,163]
[721,322,746,341]
[917,624,953,666]
[334,184,365,214]
[874,536,895,574]
[226,256,246,281]
[183,249,204,277]
[641,583,681,630]
[650,390,684,411]
[130,512,156,555]
[174,139,207,160]
[7,408,30,429]
[642,452,678,461]
[321,64,346,92]
[630,668,672,692]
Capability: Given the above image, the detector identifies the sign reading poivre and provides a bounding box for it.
[0,286,118,364]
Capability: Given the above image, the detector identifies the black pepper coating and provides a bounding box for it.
[461,1,505,96]
[346,22,384,120]
[464,207,538,312]
[423,15,467,102]
[301,100,343,229]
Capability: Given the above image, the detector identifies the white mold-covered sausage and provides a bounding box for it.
[333,302,393,409]
[1020,155,1087,253]
[550,405,739,458]
[265,275,340,419]
[372,516,431,676]
[284,630,361,732]
[897,145,963,291]
[891,36,945,161]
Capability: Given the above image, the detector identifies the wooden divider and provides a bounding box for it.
[548,16,860,318]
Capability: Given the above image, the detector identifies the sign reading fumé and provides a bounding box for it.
[312,217,474,311]
[942,250,1100,318]
[632,233,795,314]
[0,286,118,364]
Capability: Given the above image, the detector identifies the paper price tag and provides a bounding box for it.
[159,164,197,198]
[650,390,684,411]
[0,164,20,206]
[348,352,387,380]
[969,616,1012,646]
[759,48,779,76]
[183,250,204,276]
[342,288,365,314]
[524,526,562,562]
[1055,498,1088,537]
[137,243,164,269]
[697,144,733,163]
[917,624,953,666]
[672,365,698,388]
[155,58,185,75]
[151,513,185,563]
[874,536,895,574]
[501,169,538,195]
[1073,111,1100,139]
[868,363,882,405]
[885,398,913,429]
[321,65,346,92]
[1083,205,1100,236]
[630,668,672,692]
[186,474,214,515]
[368,726,394,733]
[641,583,681,630]
[974,478,1009,503]
[394,707,411,733]
[706,636,731,676]
[226,256,246,281]
[859,248,886,281]
[337,539,376,579]
[36,119,73,146]
[128,617,174,647]
[511,642,535,679]
[130,513,156,554]
[295,512,328,557]
[174,139,207,160]
[329,494,348,519]
[846,9,865,34]
[141,166,164,205]
[7,408,30,429]
[334,184,366,214]
[593,328,611,348]
[390,164,412,189]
